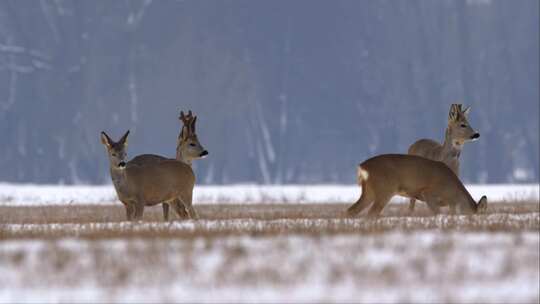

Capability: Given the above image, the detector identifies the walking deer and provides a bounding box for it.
[407,104,480,212]
[346,154,487,217]
[128,110,208,220]
[101,130,200,221]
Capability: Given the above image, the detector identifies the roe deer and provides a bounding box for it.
[101,130,199,221]
[129,110,208,220]
[346,154,487,217]
[407,104,480,212]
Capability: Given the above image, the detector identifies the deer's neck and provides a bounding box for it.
[455,179,479,213]
[442,128,462,159]
[110,167,129,195]
[176,149,193,167]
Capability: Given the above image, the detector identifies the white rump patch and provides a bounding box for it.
[357,166,369,181]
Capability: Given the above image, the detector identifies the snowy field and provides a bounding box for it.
[1,232,538,303]
[0,184,539,303]
[0,183,538,206]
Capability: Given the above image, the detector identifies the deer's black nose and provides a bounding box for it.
[200,150,209,157]
[471,133,480,140]
[118,161,127,168]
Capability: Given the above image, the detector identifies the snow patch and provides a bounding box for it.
[0,183,537,206]
[0,232,537,303]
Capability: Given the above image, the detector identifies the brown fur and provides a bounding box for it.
[347,154,487,217]
[119,110,207,221]
[407,104,480,212]
[101,130,200,221]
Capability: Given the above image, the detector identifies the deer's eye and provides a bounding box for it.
[461,124,467,128]
[189,143,196,147]
[112,153,117,157]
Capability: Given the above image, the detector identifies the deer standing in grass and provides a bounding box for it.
[407,104,480,213]
[128,110,208,220]
[346,154,487,217]
[101,111,207,221]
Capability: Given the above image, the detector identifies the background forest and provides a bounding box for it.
[0,0,538,184]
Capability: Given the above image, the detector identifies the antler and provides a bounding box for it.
[449,103,463,122]
[179,110,196,136]
[179,110,194,126]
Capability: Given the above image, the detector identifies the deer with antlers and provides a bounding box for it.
[406,104,480,213]
[101,110,208,221]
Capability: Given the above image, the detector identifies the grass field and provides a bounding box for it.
[1,200,539,303]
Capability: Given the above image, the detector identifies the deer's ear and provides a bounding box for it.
[477,195,487,212]
[119,130,130,146]
[101,132,112,148]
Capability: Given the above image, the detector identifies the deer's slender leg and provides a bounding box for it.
[174,198,189,218]
[171,199,188,219]
[133,201,145,220]
[185,190,199,220]
[347,183,374,216]
[184,202,199,220]
[347,195,373,216]
[418,191,441,215]
[367,193,393,217]
[162,203,170,221]
[425,200,441,215]
[179,192,198,220]
[124,202,136,221]
[408,198,417,213]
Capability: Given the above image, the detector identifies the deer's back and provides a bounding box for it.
[408,139,444,160]
[129,154,170,166]
[125,160,195,204]
[408,139,460,174]
[360,154,460,197]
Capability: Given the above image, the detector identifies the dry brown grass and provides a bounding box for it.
[1,201,538,224]
[0,201,538,240]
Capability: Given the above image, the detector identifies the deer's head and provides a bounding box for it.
[177,110,208,164]
[447,104,480,147]
[101,130,129,169]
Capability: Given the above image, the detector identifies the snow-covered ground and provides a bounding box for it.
[1,183,538,303]
[0,183,538,206]
[0,232,538,303]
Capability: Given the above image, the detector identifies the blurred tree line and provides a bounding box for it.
[0,0,538,184]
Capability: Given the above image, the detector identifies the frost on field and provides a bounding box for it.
[0,232,538,303]
[0,183,538,206]
[1,212,539,238]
